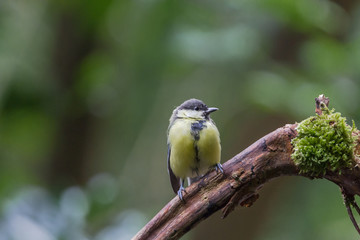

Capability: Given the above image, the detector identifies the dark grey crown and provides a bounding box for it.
[178,98,208,111]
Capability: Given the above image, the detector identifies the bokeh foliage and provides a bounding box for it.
[0,0,360,239]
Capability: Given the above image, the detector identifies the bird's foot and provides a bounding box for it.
[177,185,186,201]
[214,163,224,174]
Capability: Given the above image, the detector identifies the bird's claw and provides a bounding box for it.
[215,163,224,174]
[177,186,186,201]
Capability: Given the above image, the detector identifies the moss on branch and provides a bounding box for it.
[291,104,357,176]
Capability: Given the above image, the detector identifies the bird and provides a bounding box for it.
[167,98,223,200]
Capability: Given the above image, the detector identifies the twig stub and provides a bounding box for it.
[315,94,330,115]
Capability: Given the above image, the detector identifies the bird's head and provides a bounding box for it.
[173,99,218,120]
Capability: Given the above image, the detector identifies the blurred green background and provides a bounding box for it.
[0,0,360,239]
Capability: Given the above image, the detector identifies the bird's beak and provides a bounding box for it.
[205,107,218,115]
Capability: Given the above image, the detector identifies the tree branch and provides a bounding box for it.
[133,122,360,240]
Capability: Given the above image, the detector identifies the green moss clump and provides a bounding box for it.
[291,106,357,176]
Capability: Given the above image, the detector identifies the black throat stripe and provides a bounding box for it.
[191,120,206,141]
[191,120,207,167]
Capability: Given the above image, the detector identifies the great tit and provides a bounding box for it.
[167,98,223,200]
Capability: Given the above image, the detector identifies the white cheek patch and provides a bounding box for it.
[177,109,204,119]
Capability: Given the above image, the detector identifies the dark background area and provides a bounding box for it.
[0,0,359,239]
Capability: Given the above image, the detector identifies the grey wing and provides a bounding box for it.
[167,144,180,194]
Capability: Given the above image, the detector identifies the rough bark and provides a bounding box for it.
[133,123,360,240]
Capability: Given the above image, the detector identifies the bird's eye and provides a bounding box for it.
[194,106,199,111]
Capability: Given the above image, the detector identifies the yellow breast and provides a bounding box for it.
[168,118,221,179]
[197,121,221,172]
